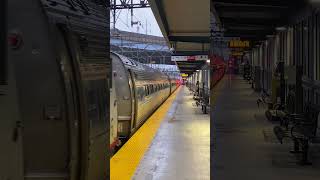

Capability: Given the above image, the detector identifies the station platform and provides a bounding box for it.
[111,86,210,180]
[211,74,320,180]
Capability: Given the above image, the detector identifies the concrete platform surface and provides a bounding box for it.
[133,86,210,180]
[211,74,320,180]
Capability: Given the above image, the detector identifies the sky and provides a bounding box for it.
[110,0,163,37]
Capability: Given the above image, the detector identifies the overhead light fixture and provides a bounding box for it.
[276,26,287,31]
[266,35,275,38]
[196,70,200,72]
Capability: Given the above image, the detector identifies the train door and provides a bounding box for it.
[4,1,109,180]
[10,2,81,179]
[128,69,137,131]
[55,26,82,180]
[1,0,24,179]
[59,28,109,180]
[110,69,118,153]
[5,3,74,178]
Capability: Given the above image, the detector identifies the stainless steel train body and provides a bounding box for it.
[111,52,178,147]
[2,1,109,180]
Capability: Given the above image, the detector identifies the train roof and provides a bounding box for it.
[111,52,169,80]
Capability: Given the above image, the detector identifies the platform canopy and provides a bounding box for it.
[149,0,210,74]
[211,0,308,47]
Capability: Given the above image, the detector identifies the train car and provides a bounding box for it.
[111,52,177,151]
[2,1,109,180]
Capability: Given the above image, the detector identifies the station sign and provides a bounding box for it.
[181,73,188,77]
[171,55,208,62]
[231,51,244,56]
[229,40,250,48]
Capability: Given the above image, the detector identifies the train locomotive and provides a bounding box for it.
[3,1,110,179]
[110,52,179,152]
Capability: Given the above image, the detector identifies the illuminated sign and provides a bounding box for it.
[231,52,244,56]
[229,40,250,48]
[171,55,208,61]
[181,73,188,77]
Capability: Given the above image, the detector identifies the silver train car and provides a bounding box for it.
[2,1,109,180]
[110,52,179,151]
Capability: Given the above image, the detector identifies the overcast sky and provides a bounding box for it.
[110,0,163,37]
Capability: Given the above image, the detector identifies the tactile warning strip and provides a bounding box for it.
[110,87,181,180]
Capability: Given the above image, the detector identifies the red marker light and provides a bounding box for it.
[8,33,23,49]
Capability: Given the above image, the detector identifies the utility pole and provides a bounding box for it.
[110,0,150,29]
[113,0,116,29]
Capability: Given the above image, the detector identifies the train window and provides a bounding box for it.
[298,23,303,66]
[317,13,320,80]
[145,86,148,96]
[303,19,308,77]
[0,0,7,85]
[308,16,313,79]
[293,25,297,66]
[137,87,143,100]
[313,14,317,81]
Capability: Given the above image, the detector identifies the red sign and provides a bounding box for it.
[187,56,196,61]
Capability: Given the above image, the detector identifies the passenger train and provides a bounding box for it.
[3,1,110,180]
[110,52,180,152]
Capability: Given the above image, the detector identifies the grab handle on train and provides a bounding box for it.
[12,120,22,142]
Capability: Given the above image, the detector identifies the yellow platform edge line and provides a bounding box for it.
[110,87,182,180]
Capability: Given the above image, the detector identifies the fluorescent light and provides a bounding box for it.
[266,35,275,38]
[276,26,287,31]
